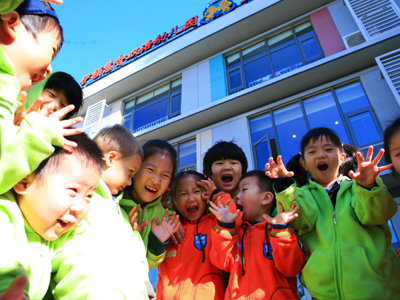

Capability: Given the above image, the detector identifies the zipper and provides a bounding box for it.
[332,212,337,225]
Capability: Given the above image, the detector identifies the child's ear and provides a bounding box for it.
[0,11,21,44]
[339,152,347,165]
[300,157,308,171]
[13,173,35,195]
[261,191,274,206]
[104,151,118,167]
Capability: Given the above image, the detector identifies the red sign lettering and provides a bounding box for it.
[103,60,114,74]
[91,67,104,80]
[140,39,153,53]
[115,54,127,67]
[80,73,92,86]
[154,32,168,45]
[168,27,174,39]
[127,47,141,60]
[174,25,184,35]
[184,16,198,30]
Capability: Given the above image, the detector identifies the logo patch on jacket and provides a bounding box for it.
[263,243,273,259]
[194,234,207,250]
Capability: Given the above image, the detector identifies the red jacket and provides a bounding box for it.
[210,215,305,299]
[156,214,225,300]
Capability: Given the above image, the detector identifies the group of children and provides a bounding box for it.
[1,0,400,299]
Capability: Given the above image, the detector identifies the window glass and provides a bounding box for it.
[268,29,294,50]
[335,82,370,113]
[389,219,400,249]
[244,56,272,88]
[249,113,275,143]
[133,97,168,132]
[178,139,197,171]
[123,114,132,131]
[172,78,182,88]
[294,21,314,39]
[154,84,169,96]
[255,137,271,170]
[303,91,350,144]
[273,103,308,164]
[228,69,243,90]
[171,94,181,115]
[226,52,241,70]
[348,112,381,145]
[242,41,267,63]
[271,44,303,77]
[301,37,322,61]
[125,100,135,112]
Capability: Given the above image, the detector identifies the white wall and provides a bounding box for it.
[328,0,360,37]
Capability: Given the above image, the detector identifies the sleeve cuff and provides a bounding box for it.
[273,177,296,193]
[210,188,223,201]
[148,231,169,256]
[217,220,236,229]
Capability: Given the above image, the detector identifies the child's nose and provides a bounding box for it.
[151,175,161,185]
[46,64,53,77]
[126,176,132,186]
[70,198,84,214]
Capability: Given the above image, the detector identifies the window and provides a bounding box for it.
[173,138,197,172]
[123,78,182,133]
[249,80,383,168]
[226,21,324,94]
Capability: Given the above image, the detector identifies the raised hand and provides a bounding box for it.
[0,275,28,300]
[348,146,393,189]
[170,220,185,244]
[128,205,149,233]
[209,197,240,223]
[14,92,43,126]
[265,156,294,178]
[151,209,180,243]
[197,178,217,203]
[263,202,299,224]
[160,188,173,210]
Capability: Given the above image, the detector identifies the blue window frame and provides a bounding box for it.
[225,21,324,94]
[173,138,197,172]
[123,78,182,133]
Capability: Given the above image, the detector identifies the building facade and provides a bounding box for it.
[79,0,400,252]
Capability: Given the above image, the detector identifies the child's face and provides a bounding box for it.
[301,136,346,188]
[131,153,173,206]
[40,88,68,114]
[236,176,269,222]
[16,155,100,241]
[8,23,61,90]
[211,159,242,196]
[102,153,142,196]
[173,175,206,221]
[389,131,400,175]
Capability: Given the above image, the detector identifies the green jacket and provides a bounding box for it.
[0,0,24,14]
[120,193,167,270]
[48,183,149,300]
[276,176,400,299]
[0,191,69,299]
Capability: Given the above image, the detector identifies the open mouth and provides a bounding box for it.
[222,174,233,183]
[187,206,199,215]
[145,185,158,193]
[317,163,328,171]
[57,219,69,228]
[236,203,243,212]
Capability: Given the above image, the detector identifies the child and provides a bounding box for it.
[39,71,83,119]
[203,141,248,199]
[156,171,227,300]
[208,170,305,299]
[47,124,154,299]
[266,127,400,299]
[0,133,104,299]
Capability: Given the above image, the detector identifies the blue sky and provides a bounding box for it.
[51,0,210,85]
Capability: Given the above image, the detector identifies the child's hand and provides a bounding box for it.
[160,188,173,210]
[265,156,294,178]
[151,209,180,243]
[13,92,43,126]
[0,275,28,300]
[348,146,393,189]
[128,205,150,233]
[209,197,240,223]
[263,203,299,224]
[170,220,185,244]
[197,178,217,203]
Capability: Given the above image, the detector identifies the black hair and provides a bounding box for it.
[300,127,342,156]
[384,117,400,177]
[19,2,64,53]
[35,132,105,184]
[285,154,308,187]
[240,170,276,213]
[94,124,143,159]
[142,139,177,174]
[202,140,248,179]
[170,170,206,202]
[44,72,83,119]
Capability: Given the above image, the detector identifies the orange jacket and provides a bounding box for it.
[156,214,225,300]
[210,216,305,299]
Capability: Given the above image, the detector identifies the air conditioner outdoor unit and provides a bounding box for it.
[82,99,111,139]
[342,31,366,49]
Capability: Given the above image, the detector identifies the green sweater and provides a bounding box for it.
[0,191,69,299]
[47,181,149,300]
[276,176,400,299]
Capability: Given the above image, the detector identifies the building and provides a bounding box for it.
[79,0,400,256]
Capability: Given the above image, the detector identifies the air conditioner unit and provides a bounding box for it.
[342,31,366,49]
[82,99,111,139]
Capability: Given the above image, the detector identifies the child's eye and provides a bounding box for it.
[163,174,171,179]
[147,167,154,172]
[69,188,78,194]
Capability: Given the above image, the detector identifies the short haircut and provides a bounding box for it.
[18,2,64,53]
[170,170,206,201]
[142,139,177,174]
[300,127,342,157]
[44,72,83,119]
[203,140,248,179]
[35,132,105,184]
[94,125,143,159]
[384,117,400,176]
[240,170,276,212]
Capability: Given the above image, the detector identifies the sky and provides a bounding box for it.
[50,0,211,85]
